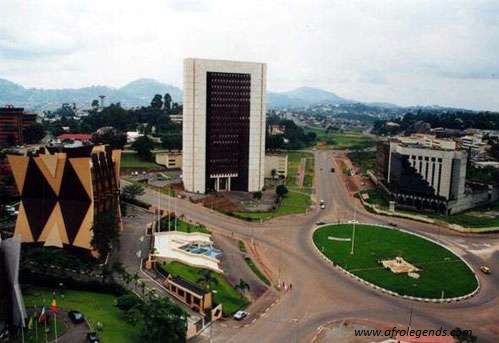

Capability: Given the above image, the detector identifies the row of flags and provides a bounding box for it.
[26,298,58,330]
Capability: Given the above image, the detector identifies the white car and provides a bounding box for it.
[233,310,249,321]
[320,204,326,209]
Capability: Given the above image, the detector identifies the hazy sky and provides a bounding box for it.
[1,0,499,110]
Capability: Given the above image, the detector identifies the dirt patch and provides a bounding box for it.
[382,257,420,274]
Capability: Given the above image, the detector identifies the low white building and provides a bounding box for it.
[264,153,288,178]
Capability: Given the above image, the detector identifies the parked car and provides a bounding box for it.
[480,266,491,274]
[233,310,249,321]
[331,168,335,172]
[68,310,85,324]
[316,221,326,226]
[320,203,326,209]
[87,332,100,343]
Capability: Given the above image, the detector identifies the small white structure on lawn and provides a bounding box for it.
[153,231,223,273]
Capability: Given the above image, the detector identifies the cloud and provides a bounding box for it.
[1,0,499,110]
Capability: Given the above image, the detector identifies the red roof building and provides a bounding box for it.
[57,133,93,142]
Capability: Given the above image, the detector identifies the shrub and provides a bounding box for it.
[117,294,143,311]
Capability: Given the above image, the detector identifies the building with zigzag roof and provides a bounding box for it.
[7,144,121,252]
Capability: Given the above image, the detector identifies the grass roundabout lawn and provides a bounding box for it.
[313,223,478,299]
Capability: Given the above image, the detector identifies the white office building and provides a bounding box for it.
[182,58,266,194]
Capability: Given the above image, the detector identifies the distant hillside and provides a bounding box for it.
[268,86,352,108]
[0,78,182,111]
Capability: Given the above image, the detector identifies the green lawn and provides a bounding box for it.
[238,240,247,253]
[12,313,66,343]
[286,151,314,193]
[313,224,478,298]
[233,191,311,221]
[159,261,248,316]
[307,128,376,150]
[22,287,140,343]
[438,201,499,228]
[234,151,314,221]
[359,189,499,229]
[121,152,161,170]
[347,150,376,175]
[159,217,210,233]
[244,257,271,286]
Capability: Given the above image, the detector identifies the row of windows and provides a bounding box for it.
[410,155,443,163]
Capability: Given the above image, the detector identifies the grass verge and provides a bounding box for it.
[159,261,248,315]
[121,152,161,170]
[244,257,271,286]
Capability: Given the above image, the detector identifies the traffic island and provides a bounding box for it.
[312,223,479,301]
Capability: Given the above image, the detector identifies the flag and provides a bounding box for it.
[28,316,33,330]
[38,307,46,323]
[50,298,58,314]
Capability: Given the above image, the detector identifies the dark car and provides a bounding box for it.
[87,332,100,343]
[68,311,85,324]
[330,168,335,172]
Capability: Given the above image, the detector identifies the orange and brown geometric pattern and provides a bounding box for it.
[7,145,121,251]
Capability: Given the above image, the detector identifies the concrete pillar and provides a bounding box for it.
[228,177,231,191]
[215,178,219,192]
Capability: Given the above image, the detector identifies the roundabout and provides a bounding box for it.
[313,223,479,299]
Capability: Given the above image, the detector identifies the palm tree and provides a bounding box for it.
[235,279,250,295]
[197,270,218,290]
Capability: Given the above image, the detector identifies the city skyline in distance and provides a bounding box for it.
[1,0,499,111]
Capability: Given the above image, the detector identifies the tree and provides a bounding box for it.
[90,211,120,259]
[276,185,288,198]
[164,93,172,112]
[92,127,127,149]
[151,94,163,110]
[235,279,250,295]
[131,136,154,161]
[122,184,145,201]
[23,123,46,144]
[253,191,262,200]
[91,99,100,109]
[140,297,187,343]
[160,133,182,150]
[196,269,218,290]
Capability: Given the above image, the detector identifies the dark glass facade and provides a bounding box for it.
[388,152,439,198]
[205,72,251,191]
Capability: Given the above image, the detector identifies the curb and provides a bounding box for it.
[311,223,480,303]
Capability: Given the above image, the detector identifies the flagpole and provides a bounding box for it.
[54,312,57,343]
[174,194,177,231]
[35,310,38,342]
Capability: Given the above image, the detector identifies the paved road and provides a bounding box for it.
[125,149,499,342]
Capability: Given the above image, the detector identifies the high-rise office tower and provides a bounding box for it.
[183,58,266,193]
